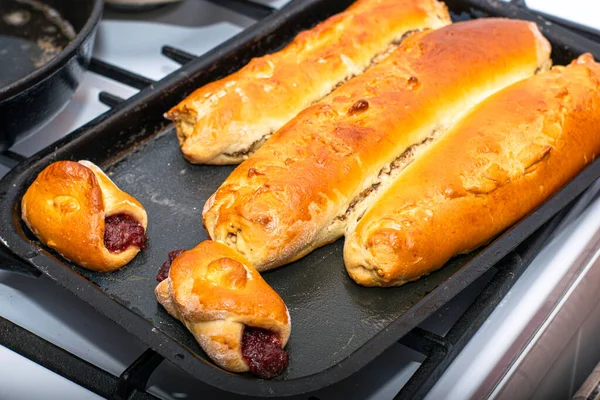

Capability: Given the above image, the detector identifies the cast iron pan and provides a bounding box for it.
[0,0,103,152]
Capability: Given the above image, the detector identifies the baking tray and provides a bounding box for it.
[2,0,600,397]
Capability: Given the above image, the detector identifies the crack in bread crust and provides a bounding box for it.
[167,0,454,165]
[223,133,273,159]
[220,30,423,161]
[331,63,552,232]
[333,130,440,226]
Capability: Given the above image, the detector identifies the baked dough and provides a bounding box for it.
[203,19,551,271]
[166,0,451,164]
[21,160,148,272]
[155,241,291,376]
[344,54,600,286]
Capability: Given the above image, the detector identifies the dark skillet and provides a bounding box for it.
[0,0,103,152]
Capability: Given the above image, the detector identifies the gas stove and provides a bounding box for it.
[1,1,600,399]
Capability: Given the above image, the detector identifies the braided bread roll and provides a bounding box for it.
[21,160,147,272]
[155,241,291,377]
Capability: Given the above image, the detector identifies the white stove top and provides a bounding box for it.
[1,1,599,399]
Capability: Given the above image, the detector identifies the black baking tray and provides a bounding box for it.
[2,0,600,397]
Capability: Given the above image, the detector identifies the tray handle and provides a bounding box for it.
[110,349,164,400]
[0,244,41,278]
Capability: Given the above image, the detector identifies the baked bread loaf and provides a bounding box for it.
[203,19,551,271]
[344,53,600,287]
[21,160,148,272]
[166,0,451,164]
[155,240,291,378]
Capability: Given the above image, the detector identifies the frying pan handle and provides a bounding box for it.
[0,245,41,278]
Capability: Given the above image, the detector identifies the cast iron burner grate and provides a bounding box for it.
[1,0,600,399]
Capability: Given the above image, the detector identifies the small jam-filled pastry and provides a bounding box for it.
[21,160,148,272]
[155,241,291,378]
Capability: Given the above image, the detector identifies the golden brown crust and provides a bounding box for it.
[203,19,551,271]
[21,161,147,272]
[344,54,600,286]
[166,0,451,164]
[155,241,290,373]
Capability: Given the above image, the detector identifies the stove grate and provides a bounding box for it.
[89,58,156,90]
[99,92,126,108]
[0,315,158,400]
[0,150,25,170]
[162,46,197,65]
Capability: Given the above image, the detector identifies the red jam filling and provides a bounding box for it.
[104,214,147,253]
[156,249,185,282]
[242,327,288,379]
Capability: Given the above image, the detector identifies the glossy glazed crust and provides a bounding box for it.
[344,54,600,287]
[155,240,290,373]
[165,0,450,164]
[203,19,551,272]
[21,161,148,272]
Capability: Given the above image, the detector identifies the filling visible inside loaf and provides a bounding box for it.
[224,132,273,159]
[222,30,421,160]
[156,249,185,282]
[104,214,147,253]
[332,63,552,229]
[242,326,288,379]
[369,29,419,68]
[333,129,442,226]
[317,32,417,103]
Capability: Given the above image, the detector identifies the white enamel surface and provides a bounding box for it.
[526,0,600,31]
[0,346,102,400]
